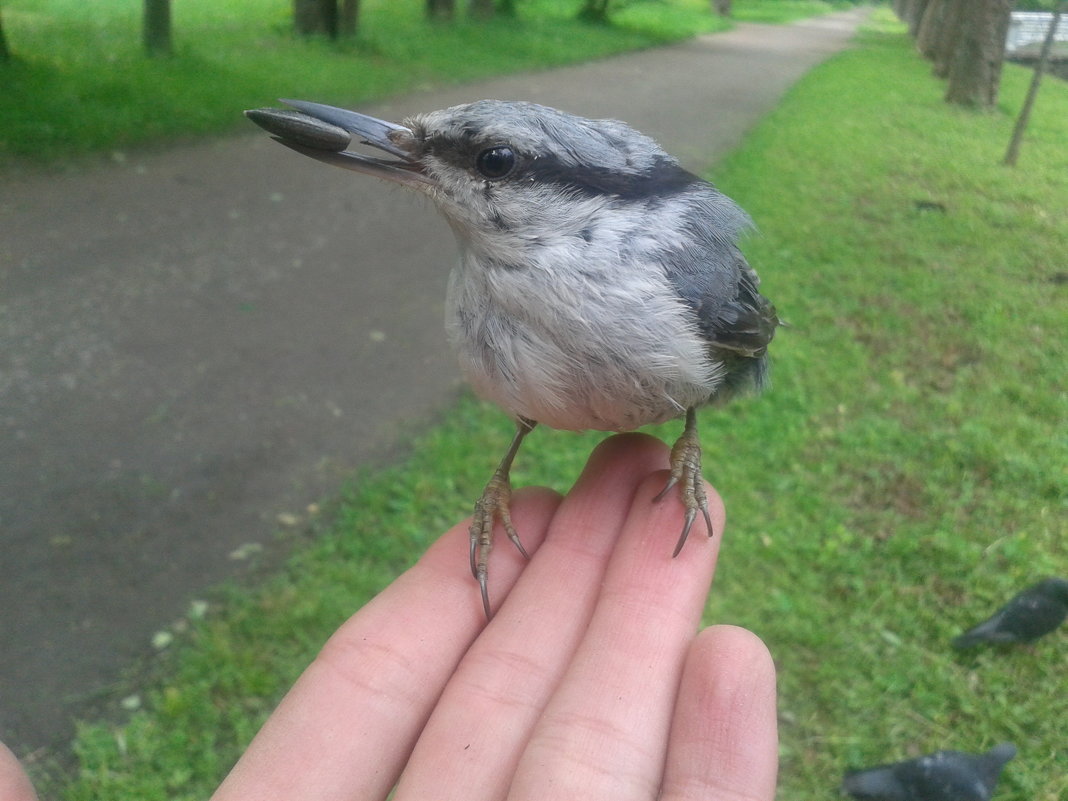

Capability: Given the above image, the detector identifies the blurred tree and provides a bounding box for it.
[895,0,914,27]
[295,0,332,36]
[427,0,455,20]
[906,0,931,35]
[0,2,10,62]
[1004,1,1066,164]
[931,0,966,76]
[916,0,947,59]
[945,0,1013,108]
[497,0,517,14]
[295,0,359,37]
[143,0,172,57]
[712,0,732,17]
[470,0,495,18]
[578,0,611,22]
[340,0,359,35]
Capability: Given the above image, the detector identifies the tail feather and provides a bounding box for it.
[842,766,906,800]
[952,616,1006,649]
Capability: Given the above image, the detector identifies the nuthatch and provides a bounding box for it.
[246,99,779,618]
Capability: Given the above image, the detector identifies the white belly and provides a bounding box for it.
[444,254,723,432]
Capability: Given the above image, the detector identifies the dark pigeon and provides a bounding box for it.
[842,743,1016,801]
[953,577,1068,649]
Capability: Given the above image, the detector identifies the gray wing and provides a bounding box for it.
[661,199,779,403]
[663,188,779,361]
[694,253,779,358]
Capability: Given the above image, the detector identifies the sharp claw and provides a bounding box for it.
[672,508,697,558]
[469,533,478,580]
[654,475,678,502]
[702,504,715,539]
[479,573,492,620]
[507,527,531,559]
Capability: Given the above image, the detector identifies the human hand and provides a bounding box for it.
[212,432,777,800]
[0,743,38,801]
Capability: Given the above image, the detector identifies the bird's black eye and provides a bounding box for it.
[476,146,516,179]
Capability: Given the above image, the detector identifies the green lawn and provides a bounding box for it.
[0,0,849,169]
[710,15,1067,799]
[22,7,1068,801]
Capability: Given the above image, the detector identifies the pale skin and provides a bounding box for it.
[1,433,778,801]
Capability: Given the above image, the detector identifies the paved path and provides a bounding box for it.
[0,8,866,755]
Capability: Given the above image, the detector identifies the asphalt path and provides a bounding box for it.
[0,8,866,756]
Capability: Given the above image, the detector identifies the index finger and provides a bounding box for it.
[211,485,562,801]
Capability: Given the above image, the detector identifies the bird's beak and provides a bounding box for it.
[244,99,432,189]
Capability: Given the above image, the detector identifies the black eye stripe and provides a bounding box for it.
[519,155,701,200]
[425,136,698,200]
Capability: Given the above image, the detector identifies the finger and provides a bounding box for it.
[660,625,778,801]
[395,433,673,801]
[0,743,38,801]
[211,486,562,801]
[508,468,724,801]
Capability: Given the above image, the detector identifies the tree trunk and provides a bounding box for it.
[578,0,611,23]
[427,0,455,20]
[339,0,359,36]
[907,0,931,37]
[469,0,494,18]
[143,0,172,57]
[1004,2,1065,165]
[294,0,317,34]
[295,0,339,37]
[712,0,732,17]
[932,0,967,78]
[580,0,615,23]
[916,0,945,58]
[945,0,1013,109]
[0,3,11,63]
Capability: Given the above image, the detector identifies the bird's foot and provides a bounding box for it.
[655,408,714,557]
[468,470,530,620]
[468,419,536,619]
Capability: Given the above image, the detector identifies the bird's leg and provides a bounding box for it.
[469,417,536,619]
[655,407,714,557]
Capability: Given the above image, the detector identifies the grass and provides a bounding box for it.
[0,0,851,169]
[23,6,1068,801]
[708,13,1067,799]
[735,0,858,23]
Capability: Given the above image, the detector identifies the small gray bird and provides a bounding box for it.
[952,577,1068,649]
[245,99,778,617]
[841,742,1017,801]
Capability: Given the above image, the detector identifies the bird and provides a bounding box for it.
[841,743,1017,801]
[245,99,779,618]
[952,577,1068,649]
